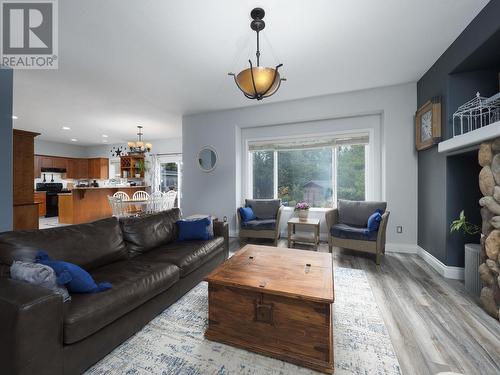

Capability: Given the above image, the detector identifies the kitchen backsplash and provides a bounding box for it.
[35,173,108,189]
[35,174,143,189]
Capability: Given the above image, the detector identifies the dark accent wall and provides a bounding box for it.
[0,69,13,232]
[446,151,482,266]
[417,0,500,267]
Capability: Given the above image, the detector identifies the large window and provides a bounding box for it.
[249,135,368,208]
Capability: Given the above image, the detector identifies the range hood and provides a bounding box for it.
[41,167,67,173]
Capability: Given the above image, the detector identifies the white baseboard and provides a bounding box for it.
[416,246,465,280]
[385,243,418,254]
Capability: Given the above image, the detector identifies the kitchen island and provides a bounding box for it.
[58,186,150,224]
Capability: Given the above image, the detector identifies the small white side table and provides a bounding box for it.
[287,217,320,250]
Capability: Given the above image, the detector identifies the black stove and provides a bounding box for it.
[36,183,70,217]
[36,182,63,193]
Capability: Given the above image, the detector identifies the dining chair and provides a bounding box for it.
[108,196,125,218]
[163,190,177,210]
[113,191,130,201]
[146,191,164,214]
[132,190,150,200]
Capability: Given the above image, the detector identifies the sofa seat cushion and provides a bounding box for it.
[241,219,276,231]
[331,224,378,242]
[63,260,179,344]
[136,237,224,277]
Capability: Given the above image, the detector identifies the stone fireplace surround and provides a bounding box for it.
[478,138,500,320]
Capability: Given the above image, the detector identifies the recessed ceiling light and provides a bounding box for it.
[102,134,108,138]
[12,115,18,120]
[70,138,78,142]
[62,126,71,130]
[102,139,108,143]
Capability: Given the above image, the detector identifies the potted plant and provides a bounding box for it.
[295,201,310,221]
[135,159,145,178]
[450,210,480,235]
[450,210,482,295]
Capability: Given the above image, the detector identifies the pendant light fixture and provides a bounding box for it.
[229,8,286,100]
[127,126,152,155]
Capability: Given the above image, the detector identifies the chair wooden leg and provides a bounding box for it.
[376,252,382,265]
[328,236,333,253]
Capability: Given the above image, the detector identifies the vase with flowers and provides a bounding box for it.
[295,201,310,221]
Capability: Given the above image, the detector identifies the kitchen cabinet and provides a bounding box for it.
[65,158,87,179]
[14,129,39,230]
[34,191,46,217]
[40,156,53,169]
[36,155,68,173]
[77,159,89,179]
[34,156,109,180]
[66,158,77,179]
[88,158,109,179]
[34,155,42,178]
[52,157,68,170]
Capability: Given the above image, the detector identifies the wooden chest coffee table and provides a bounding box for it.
[205,245,334,373]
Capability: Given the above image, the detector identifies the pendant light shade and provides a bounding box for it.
[229,8,285,101]
[234,65,283,99]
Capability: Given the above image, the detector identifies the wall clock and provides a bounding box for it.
[415,98,441,151]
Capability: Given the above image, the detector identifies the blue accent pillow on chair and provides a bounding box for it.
[238,207,256,222]
[367,209,383,231]
[177,217,212,241]
[35,251,112,293]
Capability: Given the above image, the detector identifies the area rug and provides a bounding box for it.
[86,267,401,374]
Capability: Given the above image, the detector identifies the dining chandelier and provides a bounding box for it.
[229,8,286,100]
[127,126,152,155]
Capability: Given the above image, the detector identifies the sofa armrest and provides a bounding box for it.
[0,278,63,375]
[377,211,390,251]
[236,207,243,228]
[325,208,339,232]
[213,220,229,258]
[274,206,284,240]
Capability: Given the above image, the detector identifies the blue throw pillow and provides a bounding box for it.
[177,217,212,241]
[239,207,256,222]
[35,251,112,294]
[367,209,383,231]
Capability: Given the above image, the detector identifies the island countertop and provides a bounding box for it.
[71,186,150,190]
[58,186,151,225]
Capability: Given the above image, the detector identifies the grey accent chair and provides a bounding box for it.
[237,199,283,246]
[325,200,390,264]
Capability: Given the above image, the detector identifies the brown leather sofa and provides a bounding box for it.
[0,208,228,375]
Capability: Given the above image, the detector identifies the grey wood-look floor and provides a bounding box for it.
[229,238,500,375]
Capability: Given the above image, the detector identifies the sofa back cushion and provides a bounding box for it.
[337,200,387,227]
[0,217,127,270]
[245,199,281,220]
[119,208,181,256]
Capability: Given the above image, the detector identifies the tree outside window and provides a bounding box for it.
[251,143,366,207]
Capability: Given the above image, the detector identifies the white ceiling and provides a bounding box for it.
[13,0,490,146]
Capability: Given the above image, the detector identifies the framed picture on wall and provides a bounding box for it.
[415,97,441,151]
